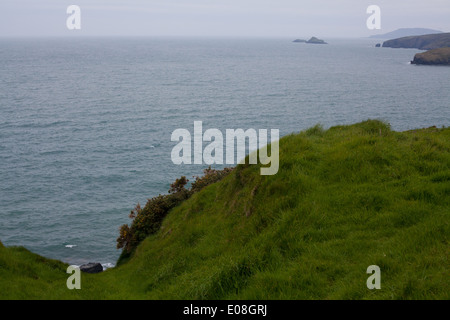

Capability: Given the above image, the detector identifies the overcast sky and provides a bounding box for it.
[1,0,449,38]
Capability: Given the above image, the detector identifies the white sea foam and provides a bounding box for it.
[102,263,115,270]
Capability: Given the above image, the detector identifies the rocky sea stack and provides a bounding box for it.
[306,37,327,44]
[293,37,327,44]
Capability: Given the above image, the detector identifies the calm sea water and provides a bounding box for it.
[0,37,449,267]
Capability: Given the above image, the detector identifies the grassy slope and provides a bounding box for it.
[1,120,449,299]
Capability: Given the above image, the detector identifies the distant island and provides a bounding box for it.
[411,48,450,66]
[382,33,450,50]
[293,37,327,44]
[369,28,443,39]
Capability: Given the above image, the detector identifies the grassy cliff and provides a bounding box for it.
[411,48,450,66]
[1,120,449,299]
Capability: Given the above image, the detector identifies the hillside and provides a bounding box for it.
[382,33,450,50]
[411,47,450,66]
[370,28,443,39]
[1,120,449,299]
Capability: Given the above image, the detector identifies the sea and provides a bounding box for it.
[0,37,449,268]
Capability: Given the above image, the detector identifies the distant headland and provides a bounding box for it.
[411,48,450,66]
[381,32,450,66]
[370,28,443,39]
[382,33,450,50]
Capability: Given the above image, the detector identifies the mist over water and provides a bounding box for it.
[0,38,449,266]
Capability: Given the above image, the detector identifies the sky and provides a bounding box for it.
[0,0,449,38]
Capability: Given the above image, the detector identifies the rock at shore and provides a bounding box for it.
[411,47,450,66]
[293,39,306,43]
[80,262,103,273]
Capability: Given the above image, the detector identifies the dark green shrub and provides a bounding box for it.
[191,166,234,193]
[117,167,233,254]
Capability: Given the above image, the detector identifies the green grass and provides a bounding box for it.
[1,120,449,299]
